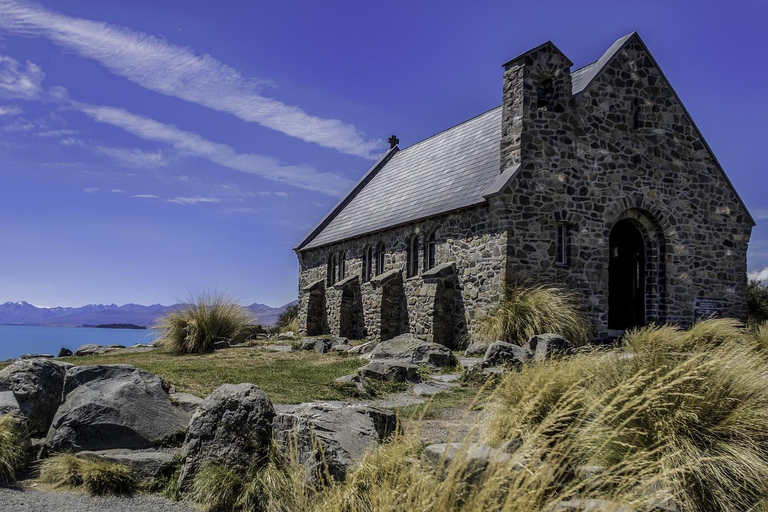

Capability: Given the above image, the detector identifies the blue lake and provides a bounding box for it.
[0,325,158,361]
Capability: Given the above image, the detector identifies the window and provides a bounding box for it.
[376,243,385,275]
[555,224,569,266]
[407,234,419,278]
[362,245,372,282]
[426,231,437,270]
[338,251,347,281]
[632,97,642,129]
[327,253,337,285]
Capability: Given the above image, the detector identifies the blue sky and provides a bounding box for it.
[0,0,766,307]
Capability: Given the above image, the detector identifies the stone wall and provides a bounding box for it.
[296,205,508,345]
[497,36,752,336]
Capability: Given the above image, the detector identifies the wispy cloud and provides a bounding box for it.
[0,104,22,115]
[111,189,125,193]
[220,207,258,215]
[168,196,219,205]
[92,145,168,169]
[0,0,384,158]
[130,194,158,199]
[750,266,768,284]
[35,128,76,137]
[753,208,768,221]
[73,102,355,196]
[0,52,43,99]
[83,187,98,193]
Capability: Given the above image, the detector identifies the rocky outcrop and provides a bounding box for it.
[74,344,117,357]
[358,360,421,383]
[347,341,377,356]
[57,348,73,358]
[45,364,191,451]
[0,390,20,417]
[370,334,455,369]
[0,358,72,436]
[272,402,398,483]
[177,383,275,492]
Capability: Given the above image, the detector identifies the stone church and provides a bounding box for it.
[294,32,754,346]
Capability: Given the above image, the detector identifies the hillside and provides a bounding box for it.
[0,300,297,328]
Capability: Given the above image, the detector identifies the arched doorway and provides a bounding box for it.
[609,219,646,330]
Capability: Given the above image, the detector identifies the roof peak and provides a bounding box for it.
[502,40,574,69]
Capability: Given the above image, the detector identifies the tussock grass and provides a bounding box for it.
[0,414,26,482]
[39,454,136,495]
[154,292,254,354]
[479,283,591,346]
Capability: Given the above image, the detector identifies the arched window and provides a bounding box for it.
[407,234,419,278]
[338,251,347,281]
[362,245,372,282]
[327,253,337,285]
[376,243,385,275]
[426,231,437,270]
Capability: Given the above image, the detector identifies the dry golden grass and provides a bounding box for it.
[479,283,591,346]
[39,454,135,495]
[0,414,26,482]
[154,292,255,354]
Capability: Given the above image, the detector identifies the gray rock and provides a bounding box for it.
[212,340,230,351]
[358,360,421,383]
[262,345,292,352]
[272,402,398,484]
[46,365,191,452]
[300,339,316,350]
[464,341,489,357]
[412,381,458,396]
[107,345,126,350]
[370,334,455,369]
[0,358,72,436]
[57,348,73,358]
[77,449,178,482]
[430,374,462,383]
[331,344,353,352]
[315,337,339,353]
[334,374,366,393]
[74,344,117,357]
[0,390,20,417]
[277,332,296,341]
[482,341,530,368]
[178,383,275,492]
[347,341,377,355]
[422,443,514,482]
[19,354,54,360]
[524,333,575,361]
[169,392,204,414]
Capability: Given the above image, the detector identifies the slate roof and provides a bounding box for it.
[296,32,753,251]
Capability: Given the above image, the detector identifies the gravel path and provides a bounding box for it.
[0,486,198,512]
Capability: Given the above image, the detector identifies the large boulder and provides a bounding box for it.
[358,360,421,383]
[273,402,398,484]
[45,365,191,451]
[0,391,20,417]
[177,383,275,492]
[57,348,73,358]
[464,341,490,357]
[422,443,515,483]
[482,342,530,368]
[524,333,575,361]
[0,358,71,436]
[370,334,455,369]
[347,341,377,356]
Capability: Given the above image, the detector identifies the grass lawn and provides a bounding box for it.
[56,348,366,403]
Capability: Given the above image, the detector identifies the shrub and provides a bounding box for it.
[748,280,768,324]
[479,283,591,346]
[0,414,26,482]
[275,303,299,333]
[39,454,135,495]
[154,292,254,354]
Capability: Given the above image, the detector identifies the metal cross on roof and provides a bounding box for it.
[388,135,399,149]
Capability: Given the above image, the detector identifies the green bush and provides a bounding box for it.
[39,454,135,495]
[275,303,299,334]
[154,292,254,354]
[479,283,591,346]
[0,415,26,482]
[748,280,768,324]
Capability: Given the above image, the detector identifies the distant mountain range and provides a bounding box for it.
[0,300,297,328]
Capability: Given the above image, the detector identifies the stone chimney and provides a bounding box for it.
[500,41,574,173]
